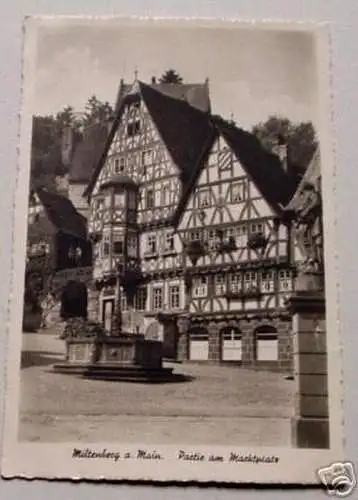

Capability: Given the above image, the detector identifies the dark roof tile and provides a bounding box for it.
[114,80,210,114]
[214,118,298,213]
[36,188,88,239]
[69,123,109,183]
[85,81,214,197]
[139,82,213,182]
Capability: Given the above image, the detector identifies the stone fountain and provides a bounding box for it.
[52,281,174,382]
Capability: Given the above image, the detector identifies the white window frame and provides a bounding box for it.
[164,232,174,252]
[206,229,216,250]
[152,286,163,310]
[104,192,112,208]
[114,192,125,207]
[146,188,155,209]
[228,274,242,293]
[244,271,257,290]
[135,287,147,311]
[234,224,247,246]
[114,157,125,174]
[127,234,137,258]
[147,234,157,254]
[161,183,170,205]
[142,149,153,167]
[279,270,292,291]
[197,190,211,209]
[169,284,181,310]
[215,275,227,295]
[188,230,202,242]
[261,271,274,292]
[192,276,208,298]
[251,222,264,235]
[230,181,246,203]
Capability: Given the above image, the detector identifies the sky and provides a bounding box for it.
[32,20,319,131]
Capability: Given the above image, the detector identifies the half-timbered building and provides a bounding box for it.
[84,77,299,369]
[24,188,93,330]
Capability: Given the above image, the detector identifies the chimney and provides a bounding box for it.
[273,134,288,172]
[151,76,156,84]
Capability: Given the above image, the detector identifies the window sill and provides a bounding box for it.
[143,253,159,260]
[163,250,177,257]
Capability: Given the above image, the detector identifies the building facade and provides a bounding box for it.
[79,78,301,370]
[24,188,92,330]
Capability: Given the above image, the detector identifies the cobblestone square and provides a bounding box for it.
[19,332,295,446]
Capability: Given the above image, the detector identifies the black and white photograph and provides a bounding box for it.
[1,17,344,484]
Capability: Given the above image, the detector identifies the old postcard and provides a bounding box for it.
[0,16,348,487]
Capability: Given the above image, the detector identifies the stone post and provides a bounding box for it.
[241,320,256,367]
[208,322,222,363]
[287,290,329,448]
[176,314,190,361]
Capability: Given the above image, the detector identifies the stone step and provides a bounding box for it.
[51,362,175,383]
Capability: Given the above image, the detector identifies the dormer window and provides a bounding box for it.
[114,157,125,173]
[127,120,140,137]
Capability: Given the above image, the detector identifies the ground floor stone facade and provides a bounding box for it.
[35,278,293,371]
[176,314,293,371]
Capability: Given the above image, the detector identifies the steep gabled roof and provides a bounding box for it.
[173,118,299,227]
[69,123,109,183]
[214,118,298,214]
[114,79,211,115]
[36,188,88,239]
[139,82,213,181]
[85,81,214,197]
[285,147,321,212]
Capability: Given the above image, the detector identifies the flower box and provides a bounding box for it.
[247,233,268,250]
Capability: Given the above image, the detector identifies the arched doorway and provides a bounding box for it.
[189,325,208,361]
[254,325,278,362]
[221,326,242,361]
[60,280,88,320]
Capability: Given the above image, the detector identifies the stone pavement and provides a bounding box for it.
[19,331,295,445]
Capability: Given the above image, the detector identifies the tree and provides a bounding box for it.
[159,69,183,84]
[30,95,114,193]
[82,95,114,127]
[252,115,318,174]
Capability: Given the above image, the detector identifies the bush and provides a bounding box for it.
[60,317,108,340]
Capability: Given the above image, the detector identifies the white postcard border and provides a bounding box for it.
[1,17,344,484]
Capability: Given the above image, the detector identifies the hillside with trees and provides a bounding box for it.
[30,96,114,193]
[252,115,318,177]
